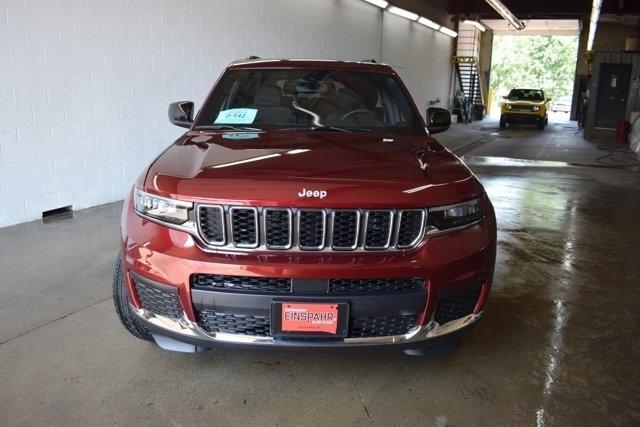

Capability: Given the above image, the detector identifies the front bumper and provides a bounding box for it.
[121,191,496,352]
[501,112,545,123]
[133,305,482,352]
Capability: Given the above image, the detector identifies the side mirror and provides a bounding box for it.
[168,101,194,128]
[426,107,451,134]
[546,98,552,102]
[502,96,508,100]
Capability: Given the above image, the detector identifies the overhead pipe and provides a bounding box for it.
[586,0,603,51]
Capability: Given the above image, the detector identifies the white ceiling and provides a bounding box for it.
[482,19,581,36]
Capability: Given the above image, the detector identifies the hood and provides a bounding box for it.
[143,131,479,209]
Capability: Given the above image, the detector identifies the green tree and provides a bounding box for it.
[489,35,579,110]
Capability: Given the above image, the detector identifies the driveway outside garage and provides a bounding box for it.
[1,119,639,426]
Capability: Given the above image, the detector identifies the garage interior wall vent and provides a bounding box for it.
[42,206,75,223]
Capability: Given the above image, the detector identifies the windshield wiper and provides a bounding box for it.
[194,125,263,132]
[278,126,372,133]
[309,125,350,132]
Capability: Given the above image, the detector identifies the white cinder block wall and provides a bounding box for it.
[381,13,453,116]
[0,0,452,228]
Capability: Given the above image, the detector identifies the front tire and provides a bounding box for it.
[537,117,545,130]
[113,254,153,341]
[499,116,506,128]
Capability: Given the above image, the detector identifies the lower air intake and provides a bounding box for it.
[434,283,482,325]
[134,281,182,319]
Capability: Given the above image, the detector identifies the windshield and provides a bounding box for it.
[195,68,424,133]
[507,89,545,101]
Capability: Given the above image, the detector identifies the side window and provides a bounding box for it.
[381,78,414,127]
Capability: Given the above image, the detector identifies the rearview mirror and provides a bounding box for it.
[168,101,194,128]
[426,107,451,134]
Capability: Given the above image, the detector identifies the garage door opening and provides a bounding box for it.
[488,34,580,124]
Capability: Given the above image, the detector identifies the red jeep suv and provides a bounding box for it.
[113,58,496,354]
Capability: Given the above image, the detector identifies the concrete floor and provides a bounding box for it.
[1,115,640,426]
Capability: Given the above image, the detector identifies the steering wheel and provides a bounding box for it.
[340,109,377,121]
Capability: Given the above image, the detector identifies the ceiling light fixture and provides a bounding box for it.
[484,0,525,31]
[586,0,603,50]
[439,27,458,38]
[463,19,486,32]
[418,17,441,30]
[387,6,419,21]
[361,0,389,8]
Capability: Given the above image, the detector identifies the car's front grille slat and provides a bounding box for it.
[364,210,393,249]
[197,207,426,251]
[198,205,225,245]
[331,210,360,249]
[264,208,292,249]
[298,210,326,249]
[396,210,425,248]
[230,207,258,248]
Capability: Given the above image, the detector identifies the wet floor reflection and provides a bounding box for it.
[474,166,640,425]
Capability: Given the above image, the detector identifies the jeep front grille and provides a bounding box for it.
[196,206,425,251]
[510,105,534,112]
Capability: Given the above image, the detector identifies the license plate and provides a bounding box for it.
[272,302,348,337]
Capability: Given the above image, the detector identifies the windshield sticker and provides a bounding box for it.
[214,108,258,124]
[222,133,260,140]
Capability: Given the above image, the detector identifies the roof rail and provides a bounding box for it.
[361,59,378,63]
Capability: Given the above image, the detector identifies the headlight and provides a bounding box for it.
[532,106,540,112]
[505,104,512,110]
[134,188,192,225]
[427,198,483,233]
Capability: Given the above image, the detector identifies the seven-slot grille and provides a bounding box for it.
[509,104,534,112]
[197,206,425,251]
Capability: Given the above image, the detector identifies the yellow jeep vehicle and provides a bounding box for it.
[500,88,550,130]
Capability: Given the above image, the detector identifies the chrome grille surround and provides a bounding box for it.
[229,206,259,248]
[263,208,293,250]
[330,210,360,250]
[363,210,394,250]
[297,209,327,250]
[196,205,225,246]
[395,209,427,249]
[196,205,426,252]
